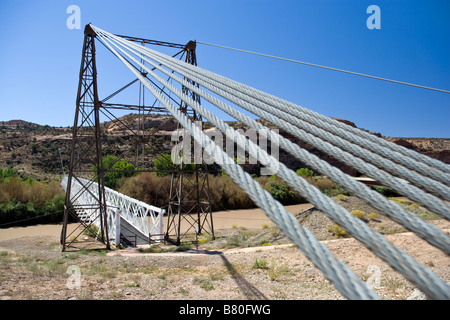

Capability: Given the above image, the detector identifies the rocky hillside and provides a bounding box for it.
[0,115,448,181]
[385,137,450,164]
[0,120,71,180]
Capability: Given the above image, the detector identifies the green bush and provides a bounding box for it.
[154,153,195,176]
[0,167,17,181]
[268,181,294,203]
[323,185,350,197]
[153,154,175,176]
[95,155,136,189]
[371,186,399,197]
[262,177,304,205]
[252,258,268,270]
[296,168,314,178]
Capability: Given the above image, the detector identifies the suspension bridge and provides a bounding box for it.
[61,24,450,300]
[61,176,164,246]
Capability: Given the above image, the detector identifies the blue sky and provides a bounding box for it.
[0,0,448,137]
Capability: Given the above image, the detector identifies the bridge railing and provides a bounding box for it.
[62,176,165,244]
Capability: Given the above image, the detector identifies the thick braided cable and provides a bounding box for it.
[165,47,450,179]
[109,33,450,235]
[94,28,380,300]
[139,44,450,187]
[105,33,450,253]
[127,42,450,217]
[138,47,450,201]
[95,29,450,299]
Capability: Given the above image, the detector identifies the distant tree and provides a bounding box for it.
[93,155,136,189]
[153,154,175,176]
[0,167,17,181]
[153,153,195,176]
[30,142,37,154]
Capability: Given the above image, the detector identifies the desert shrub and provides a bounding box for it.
[390,198,410,205]
[197,238,209,245]
[351,209,366,220]
[327,224,349,238]
[323,185,351,197]
[193,277,214,291]
[312,177,335,191]
[208,175,255,211]
[118,173,171,208]
[83,224,100,238]
[267,262,292,281]
[368,212,378,220]
[305,176,350,197]
[252,258,268,270]
[225,229,256,248]
[176,244,193,252]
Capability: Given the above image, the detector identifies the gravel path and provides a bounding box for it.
[1,227,448,300]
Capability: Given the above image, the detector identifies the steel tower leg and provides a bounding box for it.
[61,25,110,251]
[165,41,215,245]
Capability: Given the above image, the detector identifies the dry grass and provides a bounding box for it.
[118,173,171,208]
[0,177,62,207]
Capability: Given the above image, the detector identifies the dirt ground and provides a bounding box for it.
[0,197,449,300]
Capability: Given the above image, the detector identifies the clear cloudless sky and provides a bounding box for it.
[0,0,448,137]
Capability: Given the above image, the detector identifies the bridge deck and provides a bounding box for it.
[119,217,151,246]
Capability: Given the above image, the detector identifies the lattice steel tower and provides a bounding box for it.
[61,24,214,251]
[165,40,215,245]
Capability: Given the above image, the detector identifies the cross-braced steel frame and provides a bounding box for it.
[61,24,214,251]
[165,40,215,245]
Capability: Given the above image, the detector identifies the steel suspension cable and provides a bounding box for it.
[135,46,450,218]
[101,32,450,244]
[196,41,450,95]
[140,43,450,182]
[123,39,450,205]
[139,47,450,199]
[93,27,450,299]
[93,27,381,300]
